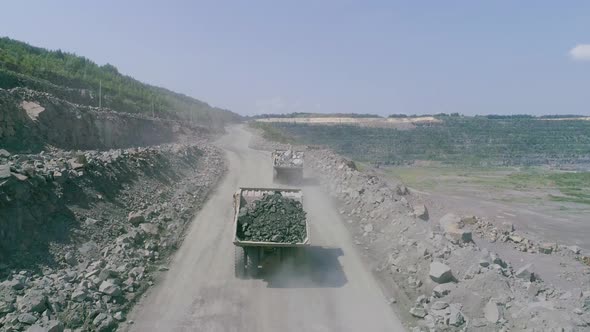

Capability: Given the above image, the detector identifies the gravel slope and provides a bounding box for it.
[125,125,406,332]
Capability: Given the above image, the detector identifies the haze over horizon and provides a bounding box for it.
[1,0,589,116]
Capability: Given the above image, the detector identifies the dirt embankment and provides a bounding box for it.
[0,88,210,153]
[250,129,590,331]
[0,86,229,331]
[0,141,225,331]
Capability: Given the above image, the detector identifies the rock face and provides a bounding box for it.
[439,214,472,244]
[237,192,307,243]
[429,261,453,284]
[0,87,199,153]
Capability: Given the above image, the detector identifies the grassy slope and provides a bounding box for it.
[270,117,590,166]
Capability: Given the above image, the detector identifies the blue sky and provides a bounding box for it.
[1,0,589,115]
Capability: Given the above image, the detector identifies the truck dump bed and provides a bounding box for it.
[272,150,304,169]
[233,187,309,247]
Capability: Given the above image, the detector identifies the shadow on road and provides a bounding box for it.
[260,246,347,288]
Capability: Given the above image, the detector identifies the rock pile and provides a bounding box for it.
[237,192,307,243]
[0,140,225,331]
[272,150,304,167]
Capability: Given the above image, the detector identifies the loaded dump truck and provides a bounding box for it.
[233,187,310,278]
[272,149,304,183]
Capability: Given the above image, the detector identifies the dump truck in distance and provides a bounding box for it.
[233,187,309,278]
[272,149,304,183]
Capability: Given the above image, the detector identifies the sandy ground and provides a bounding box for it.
[125,126,406,332]
[416,187,590,250]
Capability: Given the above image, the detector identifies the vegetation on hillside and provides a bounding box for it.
[253,112,382,119]
[0,37,240,127]
[266,117,590,166]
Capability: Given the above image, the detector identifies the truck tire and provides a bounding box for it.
[234,247,246,279]
[246,247,259,278]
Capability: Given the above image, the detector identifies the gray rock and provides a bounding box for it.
[140,223,159,235]
[460,216,477,225]
[449,304,465,327]
[0,149,10,157]
[98,280,121,296]
[439,213,472,244]
[433,284,453,298]
[415,295,428,305]
[96,315,115,332]
[479,258,490,267]
[46,320,65,332]
[19,291,47,313]
[18,312,38,324]
[6,277,25,290]
[429,261,453,283]
[539,242,555,254]
[93,313,108,327]
[397,185,409,195]
[64,253,77,266]
[363,224,374,233]
[484,299,503,323]
[569,245,582,255]
[500,221,514,233]
[431,301,449,310]
[413,204,429,221]
[0,301,15,313]
[490,252,506,268]
[113,311,125,321]
[25,325,47,332]
[515,263,534,281]
[410,306,427,318]
[78,241,100,259]
[0,164,10,179]
[71,289,87,302]
[128,211,145,225]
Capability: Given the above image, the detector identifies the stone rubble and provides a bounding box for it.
[0,138,225,331]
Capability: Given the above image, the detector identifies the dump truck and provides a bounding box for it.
[233,187,310,278]
[272,149,304,183]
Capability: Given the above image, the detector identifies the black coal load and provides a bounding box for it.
[237,192,307,243]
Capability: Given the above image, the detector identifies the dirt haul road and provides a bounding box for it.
[127,126,406,332]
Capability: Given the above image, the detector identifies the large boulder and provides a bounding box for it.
[439,213,472,244]
[429,261,453,284]
[484,299,503,323]
[18,291,47,313]
[413,204,429,221]
[0,164,10,179]
[98,280,121,296]
[140,223,159,236]
[128,211,145,225]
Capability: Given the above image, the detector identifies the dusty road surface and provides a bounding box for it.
[126,126,406,332]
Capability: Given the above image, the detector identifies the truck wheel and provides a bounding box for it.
[246,247,259,278]
[234,247,246,279]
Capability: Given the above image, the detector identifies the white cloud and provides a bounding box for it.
[569,44,590,61]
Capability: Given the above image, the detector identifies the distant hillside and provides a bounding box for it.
[265,116,590,167]
[0,37,240,128]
